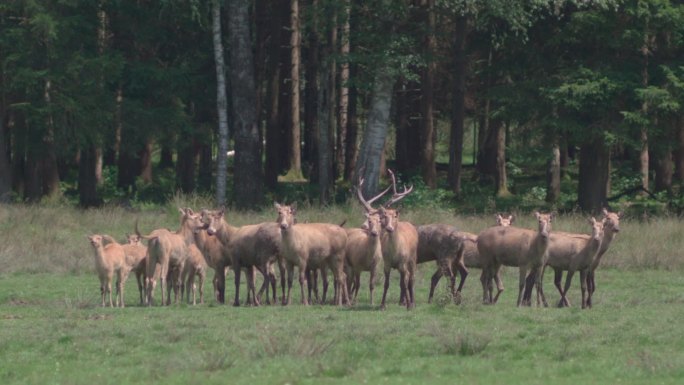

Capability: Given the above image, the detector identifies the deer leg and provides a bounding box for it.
[248,266,260,307]
[298,263,309,305]
[579,269,588,309]
[135,271,144,305]
[561,269,576,308]
[305,269,313,304]
[99,276,106,307]
[429,268,443,304]
[521,267,537,307]
[284,263,294,305]
[380,269,391,310]
[399,271,407,306]
[537,265,548,307]
[586,270,595,308]
[233,263,242,307]
[454,261,468,304]
[408,268,416,309]
[324,269,332,304]
[517,267,527,307]
[553,268,563,307]
[480,269,489,304]
[369,266,376,305]
[490,265,505,304]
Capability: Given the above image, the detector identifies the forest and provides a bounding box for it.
[0,0,683,214]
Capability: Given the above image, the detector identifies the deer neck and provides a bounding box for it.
[216,219,238,245]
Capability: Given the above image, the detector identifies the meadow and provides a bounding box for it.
[1,200,683,384]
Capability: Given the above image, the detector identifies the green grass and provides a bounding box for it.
[1,203,683,384]
[2,270,684,385]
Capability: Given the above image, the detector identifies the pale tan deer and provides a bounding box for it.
[202,208,283,306]
[477,211,554,306]
[344,179,392,304]
[181,243,207,305]
[123,233,148,305]
[135,208,202,306]
[545,217,604,308]
[191,213,232,304]
[274,203,349,306]
[552,209,621,308]
[378,169,419,310]
[87,234,127,307]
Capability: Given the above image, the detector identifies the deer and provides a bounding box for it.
[122,233,148,305]
[544,217,604,308]
[418,214,514,303]
[201,208,283,307]
[344,177,391,304]
[551,209,621,308]
[274,202,349,306]
[178,243,208,305]
[135,208,202,306]
[86,234,128,307]
[190,212,232,304]
[477,211,554,306]
[416,224,468,304]
[378,169,419,310]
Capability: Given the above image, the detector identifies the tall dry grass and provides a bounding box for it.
[0,201,682,274]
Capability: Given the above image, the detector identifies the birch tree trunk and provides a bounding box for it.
[229,0,263,209]
[212,0,229,205]
[356,70,395,198]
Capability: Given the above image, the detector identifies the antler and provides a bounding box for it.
[384,169,413,207]
[356,174,391,213]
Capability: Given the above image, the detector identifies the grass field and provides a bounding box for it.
[1,202,683,384]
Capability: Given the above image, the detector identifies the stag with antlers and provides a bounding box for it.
[378,169,419,310]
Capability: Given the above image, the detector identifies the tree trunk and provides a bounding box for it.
[654,150,673,193]
[344,62,359,181]
[578,140,610,213]
[419,0,436,188]
[338,1,351,181]
[41,80,60,197]
[265,55,282,189]
[159,145,174,169]
[448,15,467,194]
[176,140,197,194]
[675,116,684,183]
[212,0,230,205]
[198,131,213,193]
[140,139,153,184]
[356,70,394,198]
[546,143,561,203]
[639,126,649,195]
[79,145,102,208]
[303,0,319,181]
[229,0,263,209]
[318,50,333,204]
[0,110,11,202]
[287,0,303,179]
[494,121,510,197]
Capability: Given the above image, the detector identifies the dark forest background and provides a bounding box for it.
[1,0,683,214]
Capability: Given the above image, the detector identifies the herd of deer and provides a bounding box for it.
[87,170,621,311]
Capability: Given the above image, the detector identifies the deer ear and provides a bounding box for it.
[178,207,185,215]
[186,208,194,215]
[534,211,541,219]
[602,208,609,216]
[495,214,502,221]
[274,202,281,210]
[509,215,515,224]
[617,211,623,218]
